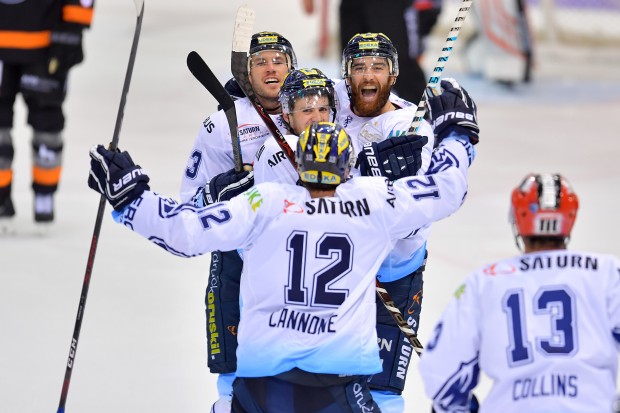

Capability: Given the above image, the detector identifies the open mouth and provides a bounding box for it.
[264,77,279,85]
[360,85,378,98]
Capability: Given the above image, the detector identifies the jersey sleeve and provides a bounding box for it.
[117,189,256,256]
[607,256,620,344]
[386,137,469,239]
[179,111,233,203]
[61,0,94,30]
[418,274,482,413]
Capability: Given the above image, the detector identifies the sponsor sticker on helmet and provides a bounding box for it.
[359,41,379,50]
[258,35,278,44]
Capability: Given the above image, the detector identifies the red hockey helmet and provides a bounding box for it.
[510,173,579,239]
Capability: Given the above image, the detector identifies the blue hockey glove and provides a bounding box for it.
[193,166,254,207]
[88,145,150,211]
[425,78,479,145]
[357,134,428,181]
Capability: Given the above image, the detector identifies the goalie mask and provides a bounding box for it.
[296,122,352,187]
[341,32,399,79]
[279,68,337,122]
[510,173,579,244]
[248,31,297,71]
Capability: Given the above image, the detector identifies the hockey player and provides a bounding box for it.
[254,67,337,185]
[338,34,478,412]
[419,173,620,412]
[0,0,94,224]
[178,31,296,412]
[87,120,470,413]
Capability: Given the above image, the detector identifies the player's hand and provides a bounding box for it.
[196,165,254,206]
[88,145,150,211]
[425,78,479,145]
[357,134,428,181]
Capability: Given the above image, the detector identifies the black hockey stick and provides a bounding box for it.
[515,0,533,82]
[409,0,473,133]
[230,5,297,167]
[56,1,144,411]
[187,51,243,172]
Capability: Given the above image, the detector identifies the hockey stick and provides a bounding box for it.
[409,0,473,133]
[515,0,533,82]
[230,4,297,167]
[187,51,243,172]
[56,1,144,412]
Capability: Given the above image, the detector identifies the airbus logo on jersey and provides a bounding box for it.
[238,123,270,142]
[268,150,287,167]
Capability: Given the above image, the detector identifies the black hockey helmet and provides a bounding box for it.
[296,122,352,187]
[249,31,297,69]
[279,68,337,121]
[341,32,399,78]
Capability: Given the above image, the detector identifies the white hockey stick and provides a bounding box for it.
[409,0,473,134]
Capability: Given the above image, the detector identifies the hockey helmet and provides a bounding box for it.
[510,173,579,240]
[296,122,352,186]
[341,32,399,78]
[249,31,297,70]
[279,68,336,121]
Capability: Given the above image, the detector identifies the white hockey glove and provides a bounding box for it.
[88,145,150,211]
[425,78,479,145]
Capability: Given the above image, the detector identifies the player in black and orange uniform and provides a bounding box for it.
[0,0,94,224]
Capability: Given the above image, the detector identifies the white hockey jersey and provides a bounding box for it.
[179,97,289,202]
[419,250,620,413]
[114,161,468,378]
[253,105,468,282]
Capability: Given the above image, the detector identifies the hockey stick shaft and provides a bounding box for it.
[187,51,243,172]
[408,0,473,134]
[56,2,144,411]
[375,280,424,357]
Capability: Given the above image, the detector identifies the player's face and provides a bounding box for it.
[347,56,394,117]
[248,50,290,110]
[286,95,332,135]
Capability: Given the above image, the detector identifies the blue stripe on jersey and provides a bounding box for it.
[613,328,620,344]
[377,244,427,282]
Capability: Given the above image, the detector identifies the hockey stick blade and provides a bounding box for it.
[231,5,256,103]
[187,51,242,172]
[230,5,297,168]
[56,2,145,413]
[409,0,473,134]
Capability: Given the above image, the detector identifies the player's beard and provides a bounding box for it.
[350,79,392,117]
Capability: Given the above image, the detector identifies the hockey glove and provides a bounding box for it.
[47,30,84,76]
[194,166,254,207]
[425,78,479,145]
[357,134,428,181]
[88,145,150,211]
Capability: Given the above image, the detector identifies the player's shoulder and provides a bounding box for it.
[339,176,392,203]
[389,93,416,110]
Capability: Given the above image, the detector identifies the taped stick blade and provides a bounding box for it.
[232,5,255,53]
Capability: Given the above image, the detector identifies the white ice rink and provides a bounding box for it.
[2,0,620,412]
